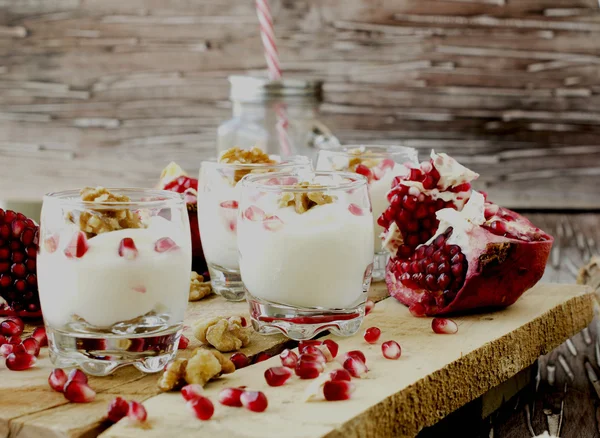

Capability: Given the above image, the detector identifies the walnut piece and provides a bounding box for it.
[192,316,250,352]
[70,187,145,238]
[278,182,334,214]
[157,349,235,391]
[347,148,381,171]
[157,358,188,391]
[218,147,276,183]
[189,271,212,301]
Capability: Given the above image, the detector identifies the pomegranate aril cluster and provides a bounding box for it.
[0,209,41,317]
[106,397,148,423]
[0,317,46,371]
[391,228,467,308]
[218,387,268,413]
[48,368,97,403]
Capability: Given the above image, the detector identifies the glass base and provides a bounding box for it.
[208,263,245,301]
[372,252,389,282]
[47,326,181,376]
[247,292,365,341]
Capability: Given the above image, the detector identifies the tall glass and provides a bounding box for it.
[316,145,418,281]
[198,156,312,302]
[238,171,373,340]
[37,189,191,376]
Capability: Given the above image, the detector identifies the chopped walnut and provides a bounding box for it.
[347,148,381,171]
[189,271,212,301]
[157,358,188,391]
[278,182,334,214]
[218,147,276,183]
[192,316,250,352]
[157,349,235,391]
[69,187,145,238]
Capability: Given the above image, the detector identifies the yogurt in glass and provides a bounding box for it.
[197,148,312,301]
[238,171,373,340]
[316,145,418,281]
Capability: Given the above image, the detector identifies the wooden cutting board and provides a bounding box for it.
[0,282,593,438]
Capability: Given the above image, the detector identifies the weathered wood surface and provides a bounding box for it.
[1,0,600,208]
[1,283,590,438]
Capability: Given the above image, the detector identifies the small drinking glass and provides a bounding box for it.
[316,145,418,281]
[37,189,192,376]
[238,170,374,340]
[198,156,312,301]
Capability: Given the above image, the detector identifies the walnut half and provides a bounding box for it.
[189,271,212,301]
[278,182,334,214]
[157,349,235,391]
[192,316,250,352]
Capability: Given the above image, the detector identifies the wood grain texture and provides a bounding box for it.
[1,0,600,208]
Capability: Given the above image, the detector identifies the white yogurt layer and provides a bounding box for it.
[37,216,191,329]
[197,176,241,270]
[238,202,374,309]
[369,163,408,252]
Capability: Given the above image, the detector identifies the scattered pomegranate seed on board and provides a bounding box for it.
[181,384,204,401]
[329,369,352,382]
[48,369,68,392]
[240,391,268,413]
[295,360,322,379]
[381,340,402,360]
[230,352,250,369]
[188,396,214,420]
[63,380,95,403]
[67,369,88,384]
[364,327,381,344]
[127,401,147,422]
[432,318,458,334]
[323,339,339,358]
[0,320,21,336]
[32,327,47,346]
[254,352,272,363]
[279,349,298,368]
[298,339,322,352]
[107,397,130,423]
[323,380,355,401]
[343,357,368,378]
[218,388,244,407]
[6,351,36,371]
[264,366,292,387]
[22,337,40,356]
[300,347,327,364]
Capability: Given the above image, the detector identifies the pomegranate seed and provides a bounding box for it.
[323,339,339,358]
[0,334,6,345]
[240,391,268,413]
[355,164,373,182]
[22,337,40,356]
[107,397,130,423]
[279,349,298,368]
[244,205,266,221]
[0,320,21,336]
[295,360,323,379]
[298,340,322,352]
[127,401,147,422]
[323,380,355,401]
[218,387,244,407]
[382,340,402,359]
[7,335,21,344]
[178,335,189,350]
[343,357,368,378]
[188,396,214,420]
[348,203,365,216]
[44,235,59,253]
[6,351,36,371]
[262,215,284,232]
[264,366,292,387]
[317,344,334,362]
[230,352,249,369]
[342,350,366,364]
[154,237,178,253]
[364,327,381,344]
[181,384,204,401]
[330,369,352,382]
[432,317,458,334]
[64,231,89,258]
[301,347,327,364]
[6,317,24,332]
[254,352,272,363]
[219,200,239,209]
[365,300,375,315]
[49,369,68,392]
[67,369,88,384]
[118,238,138,260]
[32,327,47,347]
[0,343,14,356]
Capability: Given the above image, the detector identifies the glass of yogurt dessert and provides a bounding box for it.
[37,187,192,376]
[238,170,374,340]
[316,145,418,281]
[198,147,312,302]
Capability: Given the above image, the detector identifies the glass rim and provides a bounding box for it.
[43,188,185,209]
[239,170,369,193]
[318,144,418,158]
[201,155,311,170]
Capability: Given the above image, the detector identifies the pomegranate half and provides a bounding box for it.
[385,191,553,315]
[158,162,207,274]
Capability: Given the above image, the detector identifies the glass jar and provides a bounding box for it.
[217,76,338,162]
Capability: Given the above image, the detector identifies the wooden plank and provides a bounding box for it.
[71,283,593,438]
[0,282,389,438]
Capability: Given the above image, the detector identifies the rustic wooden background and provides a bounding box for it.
[0,0,600,208]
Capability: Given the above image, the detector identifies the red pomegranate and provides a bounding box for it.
[383,176,553,316]
[158,163,207,275]
[0,209,41,318]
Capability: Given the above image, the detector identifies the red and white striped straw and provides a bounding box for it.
[255,0,291,156]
